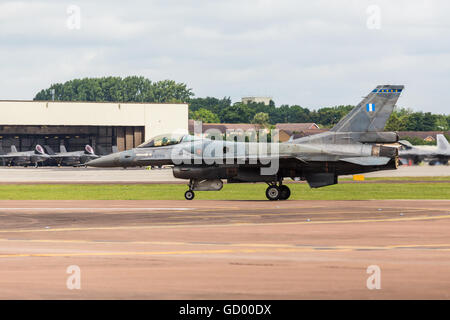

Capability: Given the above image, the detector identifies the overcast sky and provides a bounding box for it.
[0,0,449,113]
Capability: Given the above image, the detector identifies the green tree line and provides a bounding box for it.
[34,77,450,131]
[189,97,450,131]
[188,96,355,128]
[34,76,194,103]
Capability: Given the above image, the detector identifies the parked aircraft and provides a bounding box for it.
[88,85,404,200]
[45,144,99,166]
[0,145,49,167]
[399,134,450,165]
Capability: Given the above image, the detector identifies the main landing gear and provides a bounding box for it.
[183,179,291,201]
[265,182,291,201]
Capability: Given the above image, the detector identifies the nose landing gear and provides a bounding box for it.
[184,190,195,200]
[185,179,195,200]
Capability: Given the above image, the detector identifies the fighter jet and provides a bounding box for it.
[0,145,49,167]
[399,134,450,165]
[45,144,99,167]
[87,85,404,200]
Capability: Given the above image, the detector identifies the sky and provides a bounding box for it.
[0,0,449,114]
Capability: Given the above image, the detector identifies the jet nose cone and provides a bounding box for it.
[86,153,119,167]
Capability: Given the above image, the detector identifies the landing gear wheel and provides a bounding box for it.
[184,190,195,200]
[266,185,280,201]
[279,185,291,200]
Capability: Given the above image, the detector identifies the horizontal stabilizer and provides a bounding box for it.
[398,140,413,149]
[341,156,391,166]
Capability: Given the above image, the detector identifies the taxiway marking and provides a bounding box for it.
[2,243,450,259]
[1,238,449,251]
[0,213,449,233]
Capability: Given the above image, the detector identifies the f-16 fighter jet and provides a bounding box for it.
[0,145,49,167]
[399,134,450,165]
[45,144,99,166]
[87,85,404,200]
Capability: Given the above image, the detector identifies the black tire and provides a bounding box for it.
[184,190,195,200]
[265,185,280,201]
[279,185,291,200]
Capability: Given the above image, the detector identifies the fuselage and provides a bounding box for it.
[87,134,398,183]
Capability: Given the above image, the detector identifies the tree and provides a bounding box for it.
[188,97,232,114]
[220,103,254,123]
[189,108,220,123]
[435,115,449,131]
[386,109,408,131]
[251,112,270,127]
[34,76,193,103]
[310,105,353,128]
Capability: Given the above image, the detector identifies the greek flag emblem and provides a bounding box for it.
[366,103,375,112]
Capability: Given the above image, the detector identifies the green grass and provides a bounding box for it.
[0,183,449,200]
[340,176,450,181]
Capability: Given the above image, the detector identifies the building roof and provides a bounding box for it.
[275,123,320,132]
[188,120,261,133]
[289,129,329,139]
[397,131,450,140]
[188,120,321,134]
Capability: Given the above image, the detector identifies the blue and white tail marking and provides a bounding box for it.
[366,103,375,112]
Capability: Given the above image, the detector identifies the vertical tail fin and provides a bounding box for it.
[85,145,95,155]
[35,145,45,155]
[331,85,404,132]
[436,134,449,151]
[44,145,55,155]
[60,145,67,153]
[11,145,17,153]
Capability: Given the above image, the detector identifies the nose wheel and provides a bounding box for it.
[265,183,291,201]
[184,190,195,200]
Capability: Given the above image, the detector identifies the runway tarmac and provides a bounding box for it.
[0,199,449,299]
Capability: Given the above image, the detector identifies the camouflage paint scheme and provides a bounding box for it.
[87,85,404,200]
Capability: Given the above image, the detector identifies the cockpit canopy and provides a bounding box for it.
[137,134,200,148]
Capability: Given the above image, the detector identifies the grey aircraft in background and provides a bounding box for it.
[0,145,49,167]
[88,85,404,200]
[45,144,99,166]
[399,134,450,165]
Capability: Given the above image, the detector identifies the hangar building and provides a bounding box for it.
[0,100,188,154]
